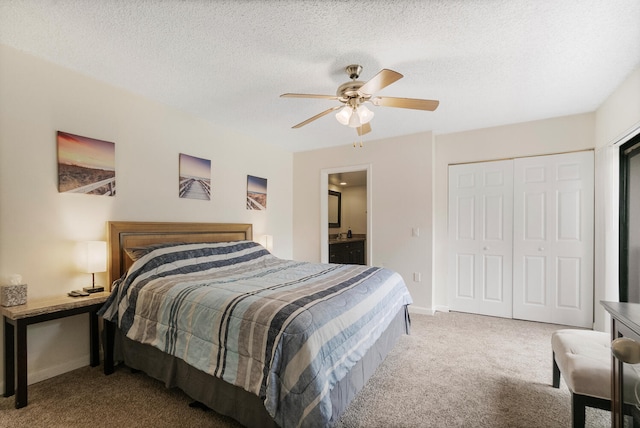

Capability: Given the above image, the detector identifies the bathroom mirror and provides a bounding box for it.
[328,190,341,228]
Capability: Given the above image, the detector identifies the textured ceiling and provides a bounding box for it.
[1,1,639,152]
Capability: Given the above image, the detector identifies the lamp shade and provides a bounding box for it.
[337,104,374,128]
[258,234,274,252]
[356,105,374,124]
[335,106,352,125]
[80,241,107,274]
[348,109,361,128]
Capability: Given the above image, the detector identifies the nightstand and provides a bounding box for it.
[2,291,109,408]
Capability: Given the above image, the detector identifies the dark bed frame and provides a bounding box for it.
[102,221,409,427]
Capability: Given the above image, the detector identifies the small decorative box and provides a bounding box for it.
[1,283,27,307]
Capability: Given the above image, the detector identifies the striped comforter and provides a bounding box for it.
[99,241,412,427]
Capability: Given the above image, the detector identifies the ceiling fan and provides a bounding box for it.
[280,64,439,136]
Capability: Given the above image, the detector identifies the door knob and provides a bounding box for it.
[538,247,545,251]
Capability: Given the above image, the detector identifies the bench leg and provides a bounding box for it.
[572,393,586,428]
[103,319,115,375]
[552,352,560,388]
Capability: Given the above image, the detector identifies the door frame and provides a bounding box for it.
[320,164,372,264]
[619,133,640,302]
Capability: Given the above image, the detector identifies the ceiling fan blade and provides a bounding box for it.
[292,106,342,128]
[371,96,439,111]
[356,123,371,136]
[281,93,339,100]
[358,69,403,95]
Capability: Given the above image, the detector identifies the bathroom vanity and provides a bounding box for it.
[328,237,365,265]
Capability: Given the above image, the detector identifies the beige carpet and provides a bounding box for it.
[0,312,611,427]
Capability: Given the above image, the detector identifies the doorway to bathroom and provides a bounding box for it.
[320,165,372,264]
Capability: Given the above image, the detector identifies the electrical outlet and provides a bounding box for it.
[413,272,421,282]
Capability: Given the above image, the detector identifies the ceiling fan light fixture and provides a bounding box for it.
[348,108,361,128]
[356,104,374,124]
[335,106,352,125]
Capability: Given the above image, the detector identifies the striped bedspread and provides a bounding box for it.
[99,241,412,427]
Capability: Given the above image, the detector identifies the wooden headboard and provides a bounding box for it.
[106,221,253,288]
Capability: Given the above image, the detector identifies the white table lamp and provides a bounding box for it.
[80,241,107,293]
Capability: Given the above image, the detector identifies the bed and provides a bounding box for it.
[99,221,412,427]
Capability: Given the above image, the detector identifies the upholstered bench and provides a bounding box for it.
[551,329,640,427]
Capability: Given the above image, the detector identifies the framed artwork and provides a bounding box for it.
[57,131,116,196]
[179,154,211,200]
[247,175,267,210]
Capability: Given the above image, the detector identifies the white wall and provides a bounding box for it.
[593,67,640,331]
[328,185,367,236]
[294,115,597,317]
[293,133,434,314]
[342,186,367,235]
[595,67,640,149]
[0,45,293,388]
[432,113,596,311]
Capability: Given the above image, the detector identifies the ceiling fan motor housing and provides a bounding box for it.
[337,64,371,105]
[336,81,369,104]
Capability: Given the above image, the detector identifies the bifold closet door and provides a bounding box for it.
[512,151,594,328]
[448,160,514,318]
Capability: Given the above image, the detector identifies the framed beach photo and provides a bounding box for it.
[179,153,211,200]
[57,131,116,196]
[246,175,267,210]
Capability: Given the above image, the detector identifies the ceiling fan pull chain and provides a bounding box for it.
[353,128,364,148]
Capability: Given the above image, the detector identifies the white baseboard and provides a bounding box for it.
[408,305,450,315]
[0,355,89,398]
[408,305,435,315]
[30,355,91,385]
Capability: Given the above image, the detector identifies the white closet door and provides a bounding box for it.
[512,151,594,328]
[448,160,514,318]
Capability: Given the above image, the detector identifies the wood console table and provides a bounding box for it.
[2,292,109,408]
[601,301,640,428]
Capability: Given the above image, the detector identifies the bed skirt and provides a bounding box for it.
[111,305,410,427]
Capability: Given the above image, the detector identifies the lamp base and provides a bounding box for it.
[83,286,105,293]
